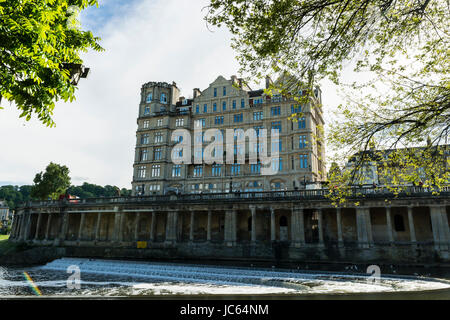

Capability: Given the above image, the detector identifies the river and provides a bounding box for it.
[1,258,450,299]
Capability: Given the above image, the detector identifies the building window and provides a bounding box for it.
[140,149,148,161]
[213,103,217,112]
[172,165,181,177]
[299,154,308,169]
[155,132,163,143]
[223,86,226,96]
[271,106,281,116]
[271,121,282,132]
[298,117,306,129]
[254,98,263,105]
[137,166,146,178]
[231,164,241,176]
[212,164,222,176]
[253,111,263,121]
[241,99,245,108]
[157,119,163,126]
[272,140,282,152]
[146,93,152,103]
[272,158,283,172]
[141,133,149,145]
[154,147,161,160]
[214,116,224,125]
[193,165,203,177]
[195,118,206,128]
[149,184,161,192]
[254,126,263,137]
[222,101,226,111]
[143,120,150,129]
[160,93,167,104]
[176,118,184,126]
[151,165,160,177]
[299,135,307,148]
[291,104,301,114]
[234,113,243,123]
[251,162,261,174]
[214,88,217,97]
[196,105,199,114]
[394,214,405,232]
[203,104,207,113]
[232,100,236,109]
[143,106,150,115]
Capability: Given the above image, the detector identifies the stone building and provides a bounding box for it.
[131,76,326,196]
[9,187,450,264]
[0,200,9,222]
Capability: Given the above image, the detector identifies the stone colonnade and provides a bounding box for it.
[10,202,450,255]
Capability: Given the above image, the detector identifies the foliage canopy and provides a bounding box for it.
[206,0,450,198]
[0,0,103,127]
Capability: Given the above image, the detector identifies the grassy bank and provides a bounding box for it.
[0,234,10,241]
[0,235,28,258]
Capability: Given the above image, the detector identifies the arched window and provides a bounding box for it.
[279,216,288,227]
[160,93,167,104]
[248,217,252,231]
[146,93,152,103]
[394,214,405,232]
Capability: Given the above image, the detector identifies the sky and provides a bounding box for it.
[0,0,343,189]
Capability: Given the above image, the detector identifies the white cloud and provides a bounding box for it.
[0,0,345,188]
[0,0,243,188]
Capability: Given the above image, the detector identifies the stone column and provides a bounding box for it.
[34,213,42,240]
[317,209,324,246]
[165,211,178,244]
[24,212,32,241]
[78,213,86,242]
[356,207,373,248]
[134,213,140,241]
[189,210,195,242]
[150,211,156,241]
[407,206,417,245]
[336,208,344,247]
[55,211,69,245]
[112,207,121,242]
[291,207,305,247]
[95,212,102,241]
[12,215,20,240]
[207,210,212,242]
[45,213,52,240]
[430,205,450,251]
[224,209,237,246]
[385,207,394,245]
[270,207,276,242]
[250,206,256,243]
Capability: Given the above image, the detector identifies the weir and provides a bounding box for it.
[9,187,450,264]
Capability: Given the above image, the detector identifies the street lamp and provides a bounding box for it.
[61,63,90,85]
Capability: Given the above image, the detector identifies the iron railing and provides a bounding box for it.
[18,185,450,208]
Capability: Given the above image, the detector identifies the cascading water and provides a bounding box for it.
[1,258,450,296]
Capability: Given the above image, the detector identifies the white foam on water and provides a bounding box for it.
[35,257,450,295]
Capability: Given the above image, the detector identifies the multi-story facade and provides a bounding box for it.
[131,76,326,196]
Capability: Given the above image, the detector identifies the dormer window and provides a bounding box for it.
[160,93,167,104]
[214,88,217,97]
[223,86,226,96]
[146,93,152,103]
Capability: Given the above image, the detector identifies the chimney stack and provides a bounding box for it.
[193,88,201,99]
[265,76,273,89]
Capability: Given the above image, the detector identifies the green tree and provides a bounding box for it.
[31,162,71,200]
[206,0,450,194]
[0,0,103,127]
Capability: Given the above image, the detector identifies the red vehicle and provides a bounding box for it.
[58,194,80,203]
